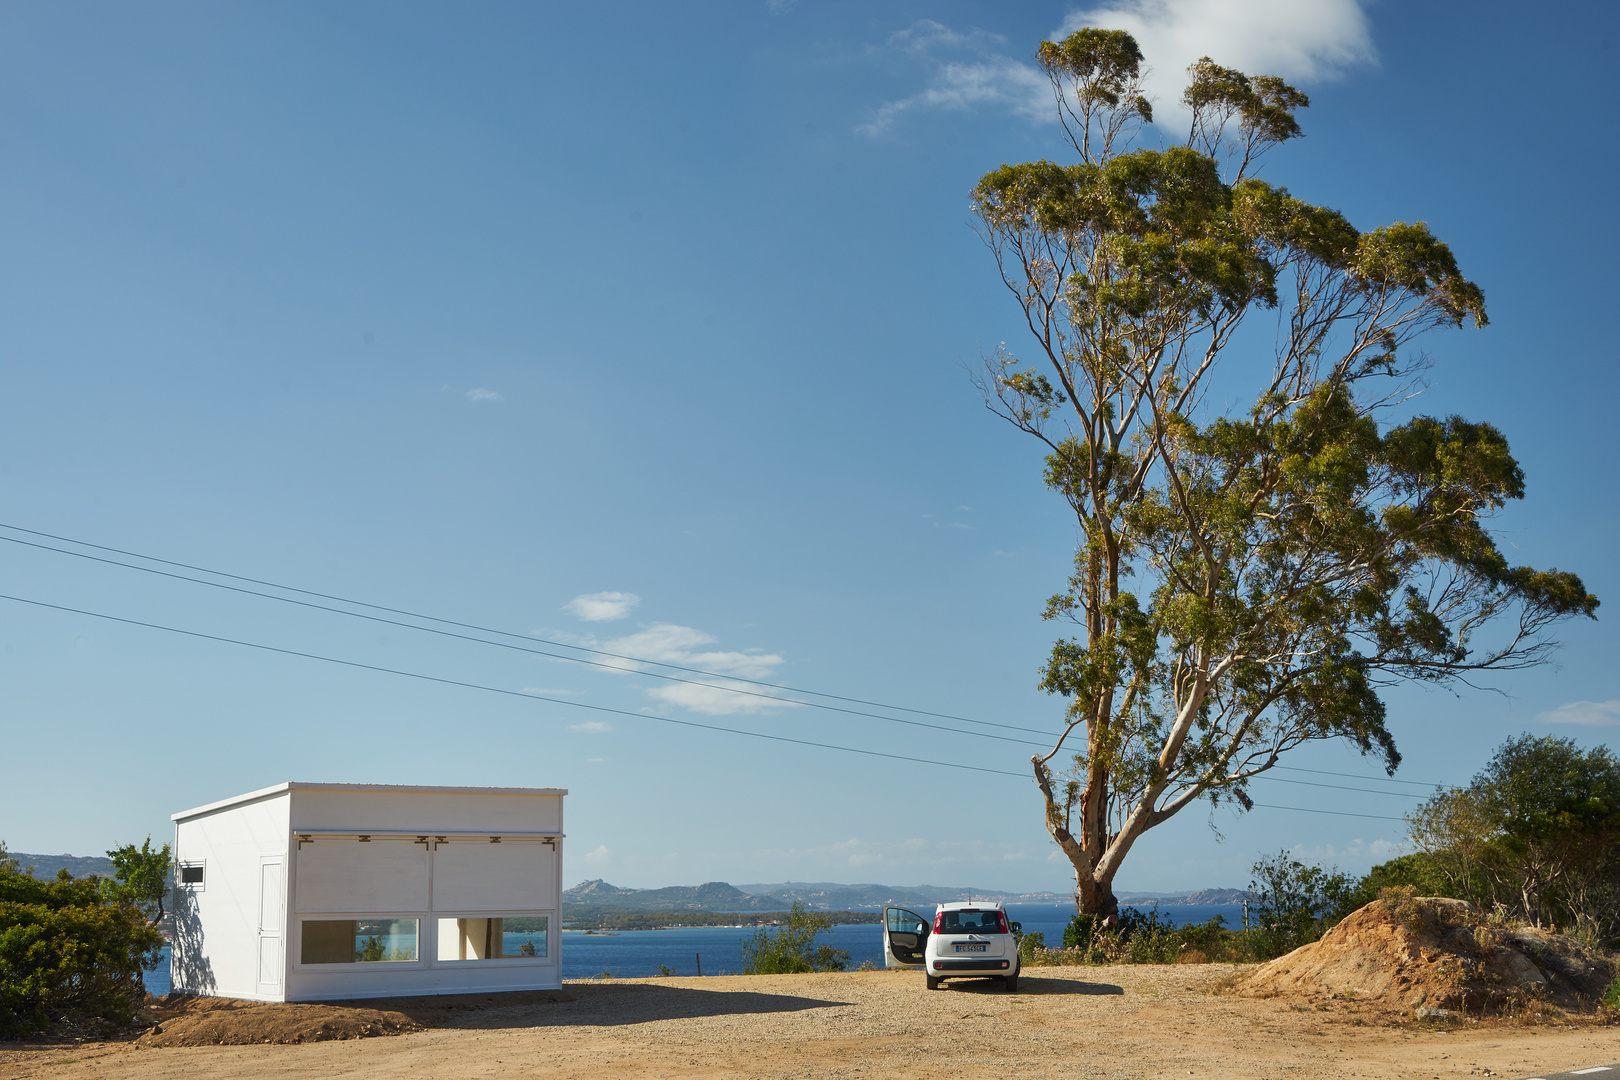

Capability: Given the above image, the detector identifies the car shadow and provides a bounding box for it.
[939,975,1124,996]
[354,983,854,1029]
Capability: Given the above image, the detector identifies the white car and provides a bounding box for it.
[881,901,1020,991]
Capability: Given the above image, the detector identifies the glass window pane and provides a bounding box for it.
[436,916,547,960]
[300,919,418,964]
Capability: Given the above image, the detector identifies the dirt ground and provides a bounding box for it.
[2,965,1614,1080]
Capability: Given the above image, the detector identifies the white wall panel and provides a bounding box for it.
[431,841,556,912]
[295,840,429,913]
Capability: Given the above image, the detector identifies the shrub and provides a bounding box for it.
[1,868,163,1039]
[1247,852,1360,959]
[740,902,849,974]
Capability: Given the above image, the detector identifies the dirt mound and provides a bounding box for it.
[134,988,573,1046]
[1232,896,1616,1015]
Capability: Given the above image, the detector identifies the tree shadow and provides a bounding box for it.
[356,983,854,1029]
[166,888,216,997]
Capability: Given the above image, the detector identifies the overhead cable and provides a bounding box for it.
[0,532,1053,749]
[0,591,1030,779]
[0,524,1057,740]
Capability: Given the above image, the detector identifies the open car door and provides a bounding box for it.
[881,905,930,969]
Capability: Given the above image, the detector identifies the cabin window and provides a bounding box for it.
[178,863,204,887]
[435,916,548,960]
[300,919,419,964]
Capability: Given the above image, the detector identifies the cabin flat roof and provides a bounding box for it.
[172,781,569,822]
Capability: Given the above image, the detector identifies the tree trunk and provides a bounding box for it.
[1076,875,1119,924]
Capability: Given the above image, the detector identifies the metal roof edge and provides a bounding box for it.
[172,782,568,822]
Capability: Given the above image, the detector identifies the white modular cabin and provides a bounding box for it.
[170,782,566,1002]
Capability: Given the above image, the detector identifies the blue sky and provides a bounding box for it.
[0,0,1615,895]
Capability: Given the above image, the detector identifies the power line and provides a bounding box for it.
[0,588,1418,823]
[1250,803,1406,822]
[1273,764,1442,789]
[1250,774,1426,800]
[0,531,1053,749]
[0,522,1443,821]
[0,591,1031,780]
[0,522,1053,737]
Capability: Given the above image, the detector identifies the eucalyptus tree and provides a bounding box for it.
[971,29,1598,922]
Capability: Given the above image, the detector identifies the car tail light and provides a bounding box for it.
[996,911,1011,934]
[933,911,945,934]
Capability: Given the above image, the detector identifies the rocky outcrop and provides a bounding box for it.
[1233,896,1615,1012]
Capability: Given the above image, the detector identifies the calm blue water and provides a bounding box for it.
[142,903,1246,993]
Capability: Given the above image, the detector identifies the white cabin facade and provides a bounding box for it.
[169,782,565,1002]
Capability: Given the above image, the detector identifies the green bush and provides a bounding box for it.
[1,867,163,1039]
[1603,974,1620,1009]
[1246,852,1360,959]
[740,902,850,974]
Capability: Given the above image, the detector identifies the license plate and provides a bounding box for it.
[954,944,987,953]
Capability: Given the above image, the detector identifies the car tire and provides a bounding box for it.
[926,975,941,991]
[1004,972,1018,992]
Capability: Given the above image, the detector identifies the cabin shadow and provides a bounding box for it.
[353,983,853,1029]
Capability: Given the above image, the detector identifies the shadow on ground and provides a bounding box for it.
[936,976,1124,996]
[431,983,853,1029]
[130,983,852,1045]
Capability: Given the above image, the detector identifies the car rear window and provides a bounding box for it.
[938,909,1003,933]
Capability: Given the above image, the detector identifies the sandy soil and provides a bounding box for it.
[2,965,1614,1080]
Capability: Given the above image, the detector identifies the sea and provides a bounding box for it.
[141,903,1247,994]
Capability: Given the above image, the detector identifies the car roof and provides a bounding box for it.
[935,900,1005,911]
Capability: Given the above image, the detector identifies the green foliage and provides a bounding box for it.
[356,935,388,963]
[654,963,674,976]
[103,838,171,928]
[519,939,538,957]
[970,22,1595,922]
[0,862,163,1039]
[1408,735,1620,942]
[0,842,22,878]
[739,902,850,975]
[1247,853,1361,958]
[1354,853,1455,905]
[1045,906,1243,964]
[1604,974,1620,1009]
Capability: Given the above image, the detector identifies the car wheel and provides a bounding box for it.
[926,975,941,990]
[1005,973,1018,992]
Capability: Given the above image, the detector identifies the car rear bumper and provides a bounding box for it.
[930,958,1014,972]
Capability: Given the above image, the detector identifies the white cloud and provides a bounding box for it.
[1536,699,1620,727]
[584,844,611,864]
[564,591,641,622]
[861,22,1048,135]
[466,388,502,403]
[569,720,614,733]
[552,617,798,715]
[766,0,797,13]
[864,2,1374,135]
[590,622,799,716]
[1058,0,1375,130]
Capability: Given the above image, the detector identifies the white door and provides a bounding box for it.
[882,906,930,969]
[256,858,285,999]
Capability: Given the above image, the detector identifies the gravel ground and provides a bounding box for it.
[1,965,1613,1080]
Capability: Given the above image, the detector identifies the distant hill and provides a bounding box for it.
[7,852,116,879]
[738,881,1067,910]
[1181,888,1250,905]
[565,880,780,911]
